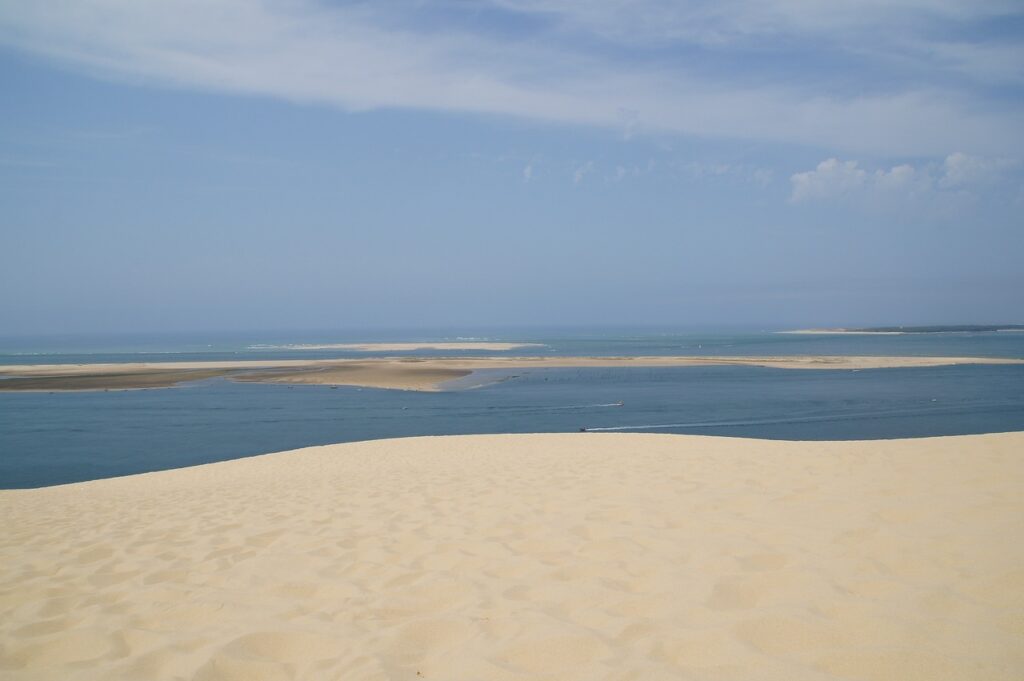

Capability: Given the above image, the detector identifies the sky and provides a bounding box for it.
[1,0,1022,334]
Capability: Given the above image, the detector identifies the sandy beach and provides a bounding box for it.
[1,432,1021,680]
[3,354,1022,392]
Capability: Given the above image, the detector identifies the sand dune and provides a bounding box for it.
[1,432,1022,680]
[2,354,1022,392]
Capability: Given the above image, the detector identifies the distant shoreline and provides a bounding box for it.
[781,324,1024,335]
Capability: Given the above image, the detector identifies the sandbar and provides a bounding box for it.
[249,342,545,352]
[1,432,1021,679]
[1,355,1022,392]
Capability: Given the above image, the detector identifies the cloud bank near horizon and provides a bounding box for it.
[789,153,1021,207]
[1,0,1022,158]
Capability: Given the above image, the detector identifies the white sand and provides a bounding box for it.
[1,432,1022,680]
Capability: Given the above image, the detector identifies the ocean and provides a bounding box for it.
[2,329,1023,488]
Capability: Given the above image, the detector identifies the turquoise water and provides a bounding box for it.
[1,329,1023,488]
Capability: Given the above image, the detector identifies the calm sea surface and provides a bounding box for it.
[2,329,1023,488]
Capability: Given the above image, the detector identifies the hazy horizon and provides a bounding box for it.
[4,322,1024,347]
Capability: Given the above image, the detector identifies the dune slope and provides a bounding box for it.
[1,432,1022,680]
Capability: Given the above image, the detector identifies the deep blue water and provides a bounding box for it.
[2,359,1023,489]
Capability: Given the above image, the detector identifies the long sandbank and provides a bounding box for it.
[2,354,1022,392]
[1,432,1021,679]
[249,342,546,352]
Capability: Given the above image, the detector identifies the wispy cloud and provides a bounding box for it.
[0,1,1021,156]
[573,161,595,185]
[488,0,1024,86]
[939,152,1019,189]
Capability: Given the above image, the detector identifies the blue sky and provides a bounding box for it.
[1,1,1022,334]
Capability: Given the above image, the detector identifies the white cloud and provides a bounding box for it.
[789,158,866,202]
[789,152,1017,205]
[871,164,933,198]
[0,2,1020,156]
[522,164,533,182]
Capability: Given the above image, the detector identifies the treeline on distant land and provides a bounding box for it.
[853,325,1024,333]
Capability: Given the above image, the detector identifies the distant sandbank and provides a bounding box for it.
[248,342,546,352]
[2,354,1022,392]
[1,432,1021,679]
